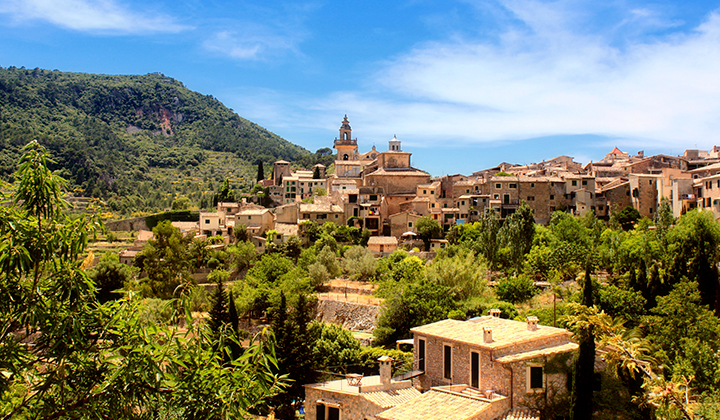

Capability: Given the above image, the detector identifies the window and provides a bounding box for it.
[248,216,252,220]
[509,184,517,189]
[461,201,465,205]
[370,194,378,201]
[527,364,544,391]
[204,219,210,224]
[471,352,480,388]
[418,339,425,371]
[466,189,470,193]
[315,404,340,420]
[431,203,435,208]
[423,190,427,194]
[408,222,413,228]
[572,180,577,186]
[530,183,535,188]
[431,191,435,195]
[582,180,588,186]
[495,183,501,189]
[444,345,452,380]
[550,195,554,200]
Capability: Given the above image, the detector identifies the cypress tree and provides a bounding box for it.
[208,274,228,335]
[571,265,595,420]
[228,290,239,335]
[312,166,320,179]
[257,161,265,182]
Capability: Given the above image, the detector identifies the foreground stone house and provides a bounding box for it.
[304,312,573,420]
[412,312,577,411]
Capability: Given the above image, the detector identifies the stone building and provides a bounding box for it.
[412,312,577,411]
[304,357,421,420]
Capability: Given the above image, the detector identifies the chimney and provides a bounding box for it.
[378,356,393,388]
[483,327,493,343]
[489,308,501,318]
[527,316,539,331]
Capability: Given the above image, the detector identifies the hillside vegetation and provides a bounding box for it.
[0,66,323,214]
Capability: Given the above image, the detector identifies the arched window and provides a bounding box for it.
[343,154,349,160]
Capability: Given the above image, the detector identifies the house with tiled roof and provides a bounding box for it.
[304,357,421,420]
[412,311,577,412]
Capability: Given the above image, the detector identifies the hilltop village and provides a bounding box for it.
[133,115,720,251]
[7,116,720,420]
[108,117,720,419]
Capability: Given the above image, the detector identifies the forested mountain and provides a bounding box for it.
[0,66,314,211]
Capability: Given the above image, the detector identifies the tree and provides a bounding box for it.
[0,142,286,419]
[312,166,321,179]
[571,266,595,420]
[257,160,265,182]
[208,270,230,335]
[374,279,455,346]
[416,215,443,251]
[494,274,538,304]
[137,220,194,298]
[215,178,236,205]
[665,210,720,312]
[88,252,136,303]
[473,209,501,270]
[500,201,535,272]
[612,206,641,231]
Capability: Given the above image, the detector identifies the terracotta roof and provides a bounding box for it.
[299,203,343,213]
[377,387,490,420]
[495,342,578,363]
[411,316,571,351]
[362,387,422,409]
[239,208,271,216]
[366,168,429,177]
[609,147,624,155]
[501,409,540,420]
[368,236,399,245]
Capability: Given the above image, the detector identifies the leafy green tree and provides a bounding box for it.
[426,247,487,300]
[374,279,455,347]
[500,201,535,272]
[215,178,236,205]
[611,206,641,231]
[310,321,362,370]
[343,245,377,280]
[137,220,194,298]
[665,210,720,312]
[0,142,285,419]
[473,208,501,270]
[495,275,538,304]
[416,215,443,251]
[88,252,136,303]
[171,196,191,210]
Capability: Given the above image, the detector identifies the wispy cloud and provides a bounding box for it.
[0,0,188,34]
[324,2,720,150]
[203,26,302,61]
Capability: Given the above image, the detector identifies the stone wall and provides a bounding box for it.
[315,300,380,333]
[105,217,149,232]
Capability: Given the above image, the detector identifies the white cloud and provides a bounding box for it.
[0,0,188,34]
[328,2,720,151]
[203,27,301,61]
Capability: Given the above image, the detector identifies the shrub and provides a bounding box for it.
[495,275,539,304]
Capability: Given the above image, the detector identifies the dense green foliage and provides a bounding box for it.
[0,142,286,418]
[0,66,324,214]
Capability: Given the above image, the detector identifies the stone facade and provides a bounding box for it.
[412,315,577,411]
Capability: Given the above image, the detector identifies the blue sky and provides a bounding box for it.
[1,0,720,176]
